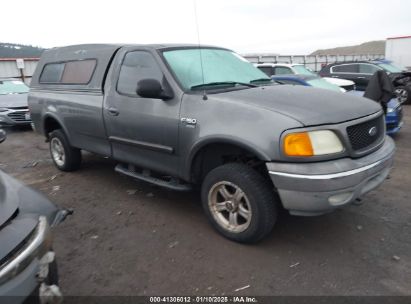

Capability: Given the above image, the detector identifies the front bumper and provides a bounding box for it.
[386,108,403,135]
[0,217,62,303]
[0,109,31,126]
[267,136,395,216]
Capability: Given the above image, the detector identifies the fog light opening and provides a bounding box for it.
[328,192,354,206]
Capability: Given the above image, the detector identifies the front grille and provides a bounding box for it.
[0,223,36,269]
[347,115,385,151]
[7,111,30,122]
[8,106,28,110]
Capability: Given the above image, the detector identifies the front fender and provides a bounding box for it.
[183,136,271,181]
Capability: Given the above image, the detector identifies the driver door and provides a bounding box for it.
[103,49,181,176]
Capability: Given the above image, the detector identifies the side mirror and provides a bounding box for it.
[0,129,6,144]
[137,79,173,100]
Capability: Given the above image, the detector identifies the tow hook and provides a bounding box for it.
[51,208,73,227]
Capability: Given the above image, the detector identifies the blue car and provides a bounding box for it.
[272,74,403,135]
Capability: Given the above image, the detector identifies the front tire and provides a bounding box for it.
[201,163,278,243]
[395,86,411,104]
[49,129,81,171]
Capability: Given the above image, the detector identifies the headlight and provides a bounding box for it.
[0,108,8,112]
[283,130,344,157]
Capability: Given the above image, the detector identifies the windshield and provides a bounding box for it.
[163,48,271,91]
[0,80,29,95]
[292,65,316,76]
[377,62,404,73]
[307,78,342,92]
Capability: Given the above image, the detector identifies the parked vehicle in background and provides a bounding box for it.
[0,129,66,304]
[271,74,344,92]
[319,60,411,103]
[348,91,403,135]
[29,44,395,243]
[255,63,356,91]
[271,74,403,135]
[0,79,32,126]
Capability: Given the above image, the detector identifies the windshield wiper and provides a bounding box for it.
[191,81,257,90]
[250,78,273,84]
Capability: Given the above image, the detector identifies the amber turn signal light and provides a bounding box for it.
[283,132,314,156]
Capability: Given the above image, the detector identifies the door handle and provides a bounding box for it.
[107,107,119,116]
[357,77,366,79]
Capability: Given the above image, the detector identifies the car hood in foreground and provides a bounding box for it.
[0,170,58,259]
[0,93,29,108]
[211,85,382,126]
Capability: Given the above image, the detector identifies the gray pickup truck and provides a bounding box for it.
[29,44,395,243]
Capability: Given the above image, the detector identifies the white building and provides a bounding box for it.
[0,58,39,84]
[385,35,411,70]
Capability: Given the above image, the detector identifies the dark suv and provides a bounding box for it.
[319,60,411,103]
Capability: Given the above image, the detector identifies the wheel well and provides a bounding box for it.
[190,143,267,184]
[44,116,62,138]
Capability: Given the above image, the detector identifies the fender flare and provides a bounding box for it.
[184,136,271,181]
[42,113,70,141]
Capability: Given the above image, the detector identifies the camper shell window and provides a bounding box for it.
[39,59,97,84]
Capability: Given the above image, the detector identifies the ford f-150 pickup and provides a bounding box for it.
[28,44,395,243]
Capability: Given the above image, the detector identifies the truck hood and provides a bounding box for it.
[0,93,28,108]
[212,85,382,126]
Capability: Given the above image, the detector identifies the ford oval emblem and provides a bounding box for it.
[368,126,377,136]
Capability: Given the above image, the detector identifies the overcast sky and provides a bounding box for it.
[1,0,410,54]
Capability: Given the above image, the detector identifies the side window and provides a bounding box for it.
[257,66,273,76]
[274,67,293,75]
[40,60,96,84]
[117,51,163,96]
[40,63,65,83]
[331,64,358,73]
[359,64,381,74]
[61,60,96,84]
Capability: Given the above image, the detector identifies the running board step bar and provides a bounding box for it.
[115,164,192,191]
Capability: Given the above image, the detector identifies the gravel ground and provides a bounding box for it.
[0,107,410,296]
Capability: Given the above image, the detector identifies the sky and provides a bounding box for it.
[1,0,410,55]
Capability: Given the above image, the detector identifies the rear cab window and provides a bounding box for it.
[274,67,293,75]
[257,66,273,76]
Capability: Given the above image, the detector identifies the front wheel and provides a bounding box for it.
[49,129,81,171]
[201,163,278,243]
[395,86,411,104]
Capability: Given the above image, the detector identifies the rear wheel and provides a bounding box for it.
[49,129,81,171]
[201,163,278,243]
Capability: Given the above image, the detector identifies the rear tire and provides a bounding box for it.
[201,163,278,243]
[49,129,81,171]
